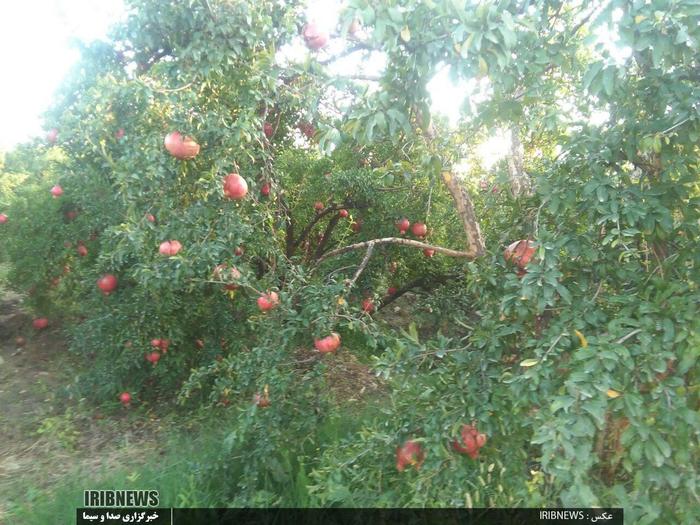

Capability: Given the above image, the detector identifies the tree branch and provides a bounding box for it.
[314,213,341,260]
[346,242,375,290]
[317,237,478,264]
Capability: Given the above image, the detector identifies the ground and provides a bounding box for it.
[0,291,167,520]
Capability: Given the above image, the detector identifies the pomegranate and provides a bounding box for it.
[298,121,315,139]
[387,287,398,295]
[47,128,58,144]
[195,339,205,349]
[302,22,329,50]
[50,185,63,198]
[504,240,536,269]
[361,298,375,313]
[164,131,200,160]
[146,351,161,364]
[151,338,162,348]
[452,424,487,459]
[119,392,132,405]
[314,332,341,353]
[146,214,156,223]
[339,209,349,218]
[0,213,7,224]
[411,222,427,238]
[97,274,118,295]
[396,440,425,472]
[115,128,125,140]
[234,246,244,256]
[223,173,248,200]
[159,240,182,256]
[257,291,280,312]
[77,244,88,257]
[263,122,274,138]
[260,182,271,197]
[33,318,49,330]
[423,248,435,258]
[396,218,410,235]
[160,339,170,353]
[213,264,241,289]
[314,201,324,211]
[351,220,362,233]
[15,336,26,347]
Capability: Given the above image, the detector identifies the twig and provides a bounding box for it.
[615,329,642,345]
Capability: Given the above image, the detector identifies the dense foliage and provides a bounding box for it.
[1,0,699,521]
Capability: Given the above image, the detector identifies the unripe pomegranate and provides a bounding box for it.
[33,318,49,330]
[223,173,248,200]
[302,22,329,50]
[396,440,425,472]
[50,185,63,198]
[423,248,435,258]
[411,222,427,238]
[396,218,410,235]
[314,332,341,353]
[260,182,271,197]
[0,213,7,224]
[164,131,200,160]
[119,392,132,405]
[97,274,118,295]
[314,201,324,211]
[339,209,349,218]
[159,240,182,256]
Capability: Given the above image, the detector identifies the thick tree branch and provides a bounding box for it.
[346,243,375,289]
[440,171,486,257]
[378,273,457,310]
[317,237,477,264]
[314,213,341,260]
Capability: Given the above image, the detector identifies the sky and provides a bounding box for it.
[0,0,509,162]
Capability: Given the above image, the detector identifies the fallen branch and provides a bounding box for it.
[317,237,477,263]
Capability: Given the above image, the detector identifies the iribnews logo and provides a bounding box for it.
[84,490,159,507]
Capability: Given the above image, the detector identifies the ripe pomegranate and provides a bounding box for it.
[47,128,58,144]
[159,240,182,256]
[396,440,425,472]
[195,339,205,349]
[361,298,375,313]
[423,248,435,258]
[146,214,156,223]
[119,392,132,406]
[151,338,161,348]
[387,287,398,295]
[396,218,410,235]
[234,246,244,256]
[411,222,427,238]
[160,339,170,353]
[77,244,88,257]
[504,240,536,269]
[452,424,487,459]
[97,274,118,295]
[263,122,274,138]
[314,332,341,353]
[351,220,362,233]
[257,291,280,312]
[50,185,63,198]
[339,209,349,218]
[260,182,271,197]
[115,128,125,140]
[33,318,49,330]
[164,131,200,160]
[223,173,248,200]
[0,213,7,224]
[146,351,161,364]
[314,201,324,211]
[298,121,315,139]
[302,22,329,50]
[15,336,26,347]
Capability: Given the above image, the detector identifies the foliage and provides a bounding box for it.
[0,0,699,520]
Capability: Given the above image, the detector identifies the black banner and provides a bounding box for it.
[77,508,623,525]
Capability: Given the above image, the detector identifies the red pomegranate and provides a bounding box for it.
[302,22,329,50]
[257,291,280,312]
[387,287,398,296]
[298,121,316,139]
[223,173,248,200]
[97,274,118,295]
[119,392,132,405]
[0,213,7,224]
[50,185,63,198]
[33,318,49,330]
[351,220,362,233]
[504,240,536,269]
[234,246,244,256]
[452,423,487,459]
[361,298,375,313]
[77,244,88,257]
[314,332,341,353]
[146,351,161,364]
[263,122,274,138]
[146,214,156,223]
[396,440,425,472]
[396,218,410,235]
[339,209,349,218]
[423,248,435,258]
[260,182,271,197]
[159,240,182,256]
[254,392,271,408]
[115,128,125,140]
[164,131,200,160]
[314,201,324,211]
[411,222,427,238]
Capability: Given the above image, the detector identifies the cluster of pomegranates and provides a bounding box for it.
[397,423,489,472]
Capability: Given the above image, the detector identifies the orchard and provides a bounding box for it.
[0,0,698,520]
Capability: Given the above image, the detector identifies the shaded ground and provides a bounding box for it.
[0,291,168,520]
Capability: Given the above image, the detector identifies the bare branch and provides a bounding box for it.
[317,237,477,263]
[346,242,375,290]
